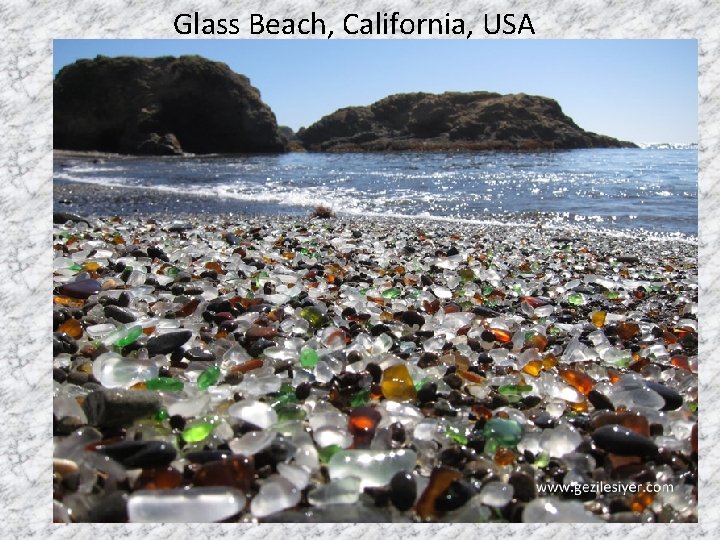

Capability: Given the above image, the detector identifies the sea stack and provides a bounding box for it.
[54,55,288,155]
[298,91,637,151]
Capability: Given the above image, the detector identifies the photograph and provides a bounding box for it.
[52,39,698,524]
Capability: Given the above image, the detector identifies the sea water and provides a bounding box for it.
[54,148,697,237]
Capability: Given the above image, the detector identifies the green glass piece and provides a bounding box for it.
[498,384,532,395]
[154,408,169,422]
[688,402,698,413]
[483,286,494,296]
[197,366,221,391]
[114,325,142,347]
[300,248,310,256]
[273,384,298,407]
[69,263,83,272]
[605,290,620,300]
[274,403,306,422]
[182,422,213,442]
[350,388,370,407]
[318,444,343,464]
[299,347,319,369]
[146,377,184,392]
[299,307,325,329]
[447,426,468,446]
[483,417,523,447]
[484,437,498,455]
[458,268,475,282]
[359,288,369,295]
[534,452,550,468]
[165,266,179,277]
[382,287,401,299]
[567,292,585,306]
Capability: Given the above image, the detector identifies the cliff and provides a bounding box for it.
[54,55,287,155]
[297,92,637,151]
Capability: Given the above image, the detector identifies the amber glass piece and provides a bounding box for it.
[569,400,588,413]
[670,355,691,371]
[143,325,156,336]
[415,467,462,520]
[53,295,84,308]
[691,423,698,454]
[559,368,595,395]
[230,358,264,374]
[522,360,542,377]
[58,318,83,339]
[617,321,640,340]
[380,311,394,321]
[542,355,558,370]
[490,328,512,343]
[592,411,650,437]
[494,447,517,466]
[629,488,654,512]
[471,404,493,421]
[459,370,484,384]
[193,456,254,491]
[443,303,462,314]
[607,368,621,384]
[381,364,417,401]
[135,466,184,490]
[520,296,551,308]
[348,406,382,448]
[203,261,223,274]
[82,261,101,272]
[526,333,548,351]
[591,310,607,328]
[175,298,200,318]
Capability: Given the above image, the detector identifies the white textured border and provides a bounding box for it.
[2,0,715,536]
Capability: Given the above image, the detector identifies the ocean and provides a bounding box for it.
[54,148,697,237]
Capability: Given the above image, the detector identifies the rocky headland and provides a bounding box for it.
[54,55,287,155]
[297,92,637,152]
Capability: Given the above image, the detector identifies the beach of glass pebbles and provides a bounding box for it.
[53,212,698,523]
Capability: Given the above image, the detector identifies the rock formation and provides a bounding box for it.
[54,55,287,155]
[297,92,637,151]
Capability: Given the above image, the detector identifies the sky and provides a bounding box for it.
[54,39,698,144]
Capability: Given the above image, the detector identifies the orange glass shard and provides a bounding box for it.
[559,368,595,395]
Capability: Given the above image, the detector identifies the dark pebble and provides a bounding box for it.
[53,367,68,383]
[66,370,90,386]
[59,278,101,300]
[644,380,683,411]
[295,382,312,400]
[184,347,216,362]
[96,440,177,468]
[588,389,615,411]
[147,246,169,262]
[509,471,536,502]
[434,479,472,512]
[532,411,556,429]
[400,311,425,327]
[592,425,659,457]
[53,332,78,356]
[104,305,137,324]
[185,450,233,464]
[417,382,438,404]
[83,389,160,429]
[443,373,463,390]
[389,471,417,511]
[146,330,192,355]
[82,492,128,523]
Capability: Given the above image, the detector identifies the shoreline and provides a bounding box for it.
[54,179,698,246]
